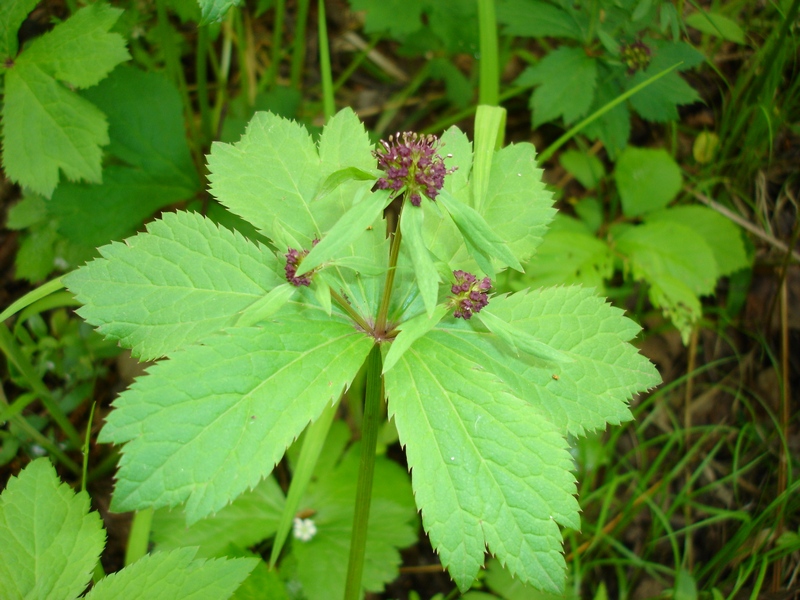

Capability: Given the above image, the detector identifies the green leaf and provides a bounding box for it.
[429,57,474,109]
[559,150,605,189]
[401,205,440,316]
[383,305,449,374]
[686,12,745,44]
[198,0,244,24]
[582,69,630,160]
[645,206,749,277]
[234,283,296,327]
[20,4,129,88]
[524,215,613,290]
[85,547,257,600]
[473,105,506,210]
[296,190,392,276]
[614,147,683,216]
[477,309,573,363]
[384,335,579,592]
[349,0,423,37]
[439,189,522,273]
[63,211,284,361]
[290,432,418,599]
[2,63,109,197]
[518,47,598,127]
[497,0,583,40]
[0,458,105,599]
[151,477,285,558]
[449,288,660,438]
[81,65,200,190]
[98,312,373,523]
[0,0,39,58]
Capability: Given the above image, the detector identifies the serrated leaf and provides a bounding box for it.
[2,63,109,197]
[582,69,630,160]
[384,337,579,592]
[383,305,449,374]
[295,189,392,276]
[497,0,583,40]
[401,205,440,316]
[559,150,605,189]
[0,458,105,600]
[686,12,745,44]
[615,147,683,216]
[645,206,749,276]
[152,477,285,557]
[0,0,39,58]
[439,189,522,273]
[518,47,597,127]
[234,283,295,327]
[20,4,129,89]
[99,313,373,523]
[85,547,256,600]
[291,433,418,599]
[444,288,660,438]
[477,309,573,363]
[198,0,243,24]
[64,211,284,360]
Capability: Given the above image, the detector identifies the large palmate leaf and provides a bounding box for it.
[64,210,284,361]
[98,310,374,523]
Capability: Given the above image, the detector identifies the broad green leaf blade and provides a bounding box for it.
[382,305,449,374]
[685,11,745,44]
[295,189,392,276]
[207,112,321,243]
[21,4,129,89]
[64,211,284,361]
[400,205,440,316]
[517,47,597,127]
[0,458,105,600]
[291,436,418,599]
[614,147,683,217]
[198,0,244,24]
[438,188,522,272]
[497,0,583,40]
[2,63,108,197]
[449,288,662,437]
[482,142,555,263]
[234,283,295,327]
[152,477,285,558]
[51,166,196,248]
[81,65,200,190]
[384,338,579,593]
[0,0,39,58]
[348,0,424,37]
[477,309,573,363]
[99,313,374,523]
[644,206,749,277]
[84,547,257,600]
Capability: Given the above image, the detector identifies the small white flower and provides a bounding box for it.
[292,517,317,542]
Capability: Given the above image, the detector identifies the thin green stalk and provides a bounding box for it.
[125,508,154,566]
[317,0,335,120]
[81,401,97,493]
[333,35,380,93]
[212,11,235,137]
[421,85,528,134]
[375,64,430,135]
[538,61,683,163]
[0,277,65,323]
[262,0,286,91]
[375,227,403,334]
[0,325,82,448]
[477,0,499,106]
[343,345,383,600]
[290,0,311,89]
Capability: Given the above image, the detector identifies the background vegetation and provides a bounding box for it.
[0,0,798,598]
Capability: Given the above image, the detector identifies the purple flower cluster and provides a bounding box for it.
[449,270,491,320]
[284,240,319,287]
[620,40,652,73]
[373,132,454,207]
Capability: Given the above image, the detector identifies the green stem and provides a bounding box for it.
[333,35,380,92]
[81,401,97,493]
[375,64,430,135]
[125,508,154,566]
[262,0,286,91]
[330,288,372,333]
[317,0,335,119]
[343,345,383,600]
[477,0,499,106]
[290,0,311,89]
[196,26,212,143]
[375,226,403,334]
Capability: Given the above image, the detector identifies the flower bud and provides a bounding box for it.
[449,270,491,320]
